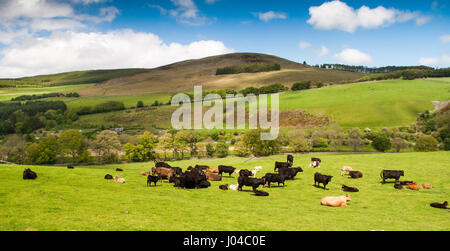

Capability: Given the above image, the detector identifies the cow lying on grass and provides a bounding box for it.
[104,174,113,180]
[23,169,37,180]
[342,184,359,192]
[114,176,126,183]
[219,184,228,190]
[320,194,351,207]
[341,166,353,176]
[152,167,176,182]
[430,201,448,209]
[349,171,363,179]
[205,172,222,181]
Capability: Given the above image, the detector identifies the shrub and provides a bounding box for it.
[372,133,392,152]
[215,141,229,158]
[137,101,144,108]
[414,135,439,152]
[291,81,311,91]
[206,143,215,157]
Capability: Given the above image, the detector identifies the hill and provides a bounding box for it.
[74,53,365,97]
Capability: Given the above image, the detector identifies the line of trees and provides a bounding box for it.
[11,92,80,101]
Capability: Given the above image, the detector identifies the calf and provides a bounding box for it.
[399,181,414,185]
[278,167,303,180]
[263,173,287,188]
[430,201,448,209]
[314,172,333,190]
[114,176,126,183]
[229,184,238,191]
[253,190,269,196]
[251,166,263,177]
[407,182,419,191]
[219,184,229,190]
[104,174,113,180]
[287,154,294,165]
[349,171,363,179]
[23,168,37,180]
[320,194,351,207]
[311,157,321,163]
[152,167,176,182]
[116,168,123,172]
[421,184,433,189]
[238,176,265,191]
[342,184,359,192]
[380,170,404,184]
[218,165,236,176]
[206,167,219,174]
[274,161,291,172]
[141,171,150,176]
[147,175,159,187]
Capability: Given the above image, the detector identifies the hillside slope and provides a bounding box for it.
[76,53,364,96]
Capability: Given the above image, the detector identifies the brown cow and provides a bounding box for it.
[205,172,222,181]
[407,182,419,191]
[421,183,433,189]
[206,167,219,174]
[140,171,150,176]
[152,167,175,182]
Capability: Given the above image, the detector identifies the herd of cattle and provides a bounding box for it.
[21,154,448,210]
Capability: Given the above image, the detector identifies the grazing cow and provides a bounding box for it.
[341,166,353,176]
[206,167,219,174]
[342,184,359,192]
[152,167,176,182]
[320,194,351,207]
[195,165,209,171]
[229,184,238,191]
[262,173,286,188]
[67,165,74,169]
[205,172,222,181]
[147,175,159,187]
[394,183,403,190]
[274,161,291,172]
[421,184,433,189]
[380,170,404,184]
[314,172,333,190]
[104,174,113,180]
[349,171,363,179]
[238,176,265,191]
[114,176,126,183]
[116,168,123,172]
[219,184,229,190]
[218,165,236,176]
[141,171,150,176]
[287,154,294,165]
[253,190,269,196]
[430,201,448,209]
[278,167,303,180]
[407,182,419,191]
[23,168,37,180]
[239,169,253,177]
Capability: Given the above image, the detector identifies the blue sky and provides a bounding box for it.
[0,0,448,77]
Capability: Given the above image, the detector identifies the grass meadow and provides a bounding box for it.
[0,152,448,231]
[0,84,91,102]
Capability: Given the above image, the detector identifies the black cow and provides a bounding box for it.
[253,190,269,196]
[23,168,37,180]
[430,201,448,209]
[169,166,183,176]
[116,168,123,172]
[155,162,171,168]
[380,170,404,184]
[394,183,403,190]
[349,171,363,179]
[239,169,253,177]
[314,172,332,190]
[195,165,209,170]
[278,167,303,180]
[218,165,236,176]
[342,184,359,192]
[311,157,321,163]
[399,181,414,185]
[274,161,291,172]
[67,165,74,169]
[176,169,210,189]
[238,176,265,191]
[104,174,113,180]
[147,175,159,187]
[287,154,294,165]
[262,173,286,188]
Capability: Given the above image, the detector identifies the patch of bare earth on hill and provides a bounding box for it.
[431,101,450,113]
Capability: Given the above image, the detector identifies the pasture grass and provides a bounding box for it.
[0,152,448,231]
[0,85,91,102]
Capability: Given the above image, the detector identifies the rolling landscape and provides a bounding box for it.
[0,0,449,234]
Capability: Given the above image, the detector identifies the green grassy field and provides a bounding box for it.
[1,152,448,231]
[0,85,91,102]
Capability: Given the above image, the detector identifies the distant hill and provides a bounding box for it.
[75,53,365,97]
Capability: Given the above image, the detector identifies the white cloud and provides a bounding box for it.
[0,30,234,78]
[255,11,287,22]
[419,55,450,67]
[317,46,330,57]
[307,0,430,33]
[72,0,112,4]
[298,42,311,49]
[440,34,450,43]
[334,48,373,65]
[0,0,74,20]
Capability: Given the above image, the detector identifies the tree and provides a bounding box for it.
[391,137,409,152]
[136,101,144,108]
[206,143,215,157]
[289,135,311,152]
[91,130,122,163]
[58,130,88,163]
[414,135,439,152]
[372,133,391,152]
[124,131,157,161]
[174,130,199,157]
[347,128,365,152]
[215,141,229,158]
[242,129,280,156]
[0,134,27,163]
[157,133,174,160]
[25,135,58,164]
